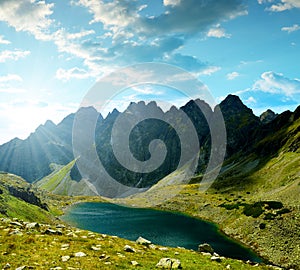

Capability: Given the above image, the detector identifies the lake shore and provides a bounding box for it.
[108,183,299,269]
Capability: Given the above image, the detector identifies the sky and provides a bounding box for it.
[0,0,300,144]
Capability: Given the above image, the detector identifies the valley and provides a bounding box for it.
[0,96,299,269]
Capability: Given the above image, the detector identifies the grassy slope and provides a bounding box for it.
[35,160,97,196]
[0,218,273,270]
[0,172,99,221]
[0,173,54,223]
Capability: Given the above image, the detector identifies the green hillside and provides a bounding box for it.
[0,172,55,223]
[35,160,98,196]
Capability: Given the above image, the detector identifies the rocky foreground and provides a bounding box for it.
[0,217,287,270]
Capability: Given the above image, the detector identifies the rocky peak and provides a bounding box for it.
[106,108,120,121]
[293,105,300,121]
[219,94,250,112]
[44,120,56,129]
[260,109,277,124]
[126,100,164,118]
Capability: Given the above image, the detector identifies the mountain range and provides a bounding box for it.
[0,95,299,196]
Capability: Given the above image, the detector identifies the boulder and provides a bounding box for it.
[3,263,11,269]
[44,229,62,235]
[156,258,182,269]
[149,244,157,250]
[10,221,23,227]
[211,255,222,262]
[99,254,110,260]
[131,261,139,266]
[15,266,26,270]
[61,255,70,262]
[74,251,87,257]
[25,222,39,229]
[136,236,151,246]
[124,245,136,253]
[198,243,214,254]
[91,246,101,251]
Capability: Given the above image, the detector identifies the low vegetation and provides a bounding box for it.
[0,218,274,270]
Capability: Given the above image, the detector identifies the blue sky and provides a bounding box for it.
[0,0,299,144]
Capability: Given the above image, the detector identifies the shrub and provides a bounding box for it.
[259,223,266,229]
[264,213,276,220]
[276,208,291,215]
[263,201,283,210]
[243,202,264,218]
[219,203,240,210]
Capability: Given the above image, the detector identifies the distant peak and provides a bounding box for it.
[222,94,243,104]
[169,105,178,112]
[220,94,248,110]
[44,120,56,128]
[137,101,146,106]
[77,106,98,114]
[147,101,158,108]
[260,109,277,124]
[106,108,120,119]
[111,108,119,114]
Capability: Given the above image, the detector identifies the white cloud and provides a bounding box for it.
[0,0,104,78]
[50,29,105,72]
[0,50,30,63]
[207,25,231,38]
[254,71,300,96]
[259,0,300,12]
[56,67,94,81]
[0,87,26,94]
[281,24,300,33]
[245,96,257,104]
[0,74,25,94]
[0,74,22,83]
[0,0,247,81]
[131,85,164,96]
[226,71,240,80]
[163,0,181,6]
[0,0,54,40]
[66,30,95,40]
[74,0,137,29]
[0,35,10,45]
[198,66,221,76]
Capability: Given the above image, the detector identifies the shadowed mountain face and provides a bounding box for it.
[0,95,298,189]
[0,114,74,181]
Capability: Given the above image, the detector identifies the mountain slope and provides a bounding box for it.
[0,115,74,182]
[114,107,300,269]
[35,160,98,196]
[0,172,54,222]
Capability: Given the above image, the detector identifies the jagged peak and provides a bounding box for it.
[147,101,158,108]
[219,94,255,115]
[260,109,277,124]
[169,105,179,112]
[2,137,22,147]
[106,108,120,120]
[293,105,300,120]
[44,120,56,128]
[220,94,244,106]
[77,106,98,114]
[35,120,56,132]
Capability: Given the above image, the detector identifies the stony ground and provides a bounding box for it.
[0,217,281,270]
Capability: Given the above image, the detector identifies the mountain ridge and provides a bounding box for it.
[0,95,298,191]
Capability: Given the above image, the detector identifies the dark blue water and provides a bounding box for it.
[61,202,262,262]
